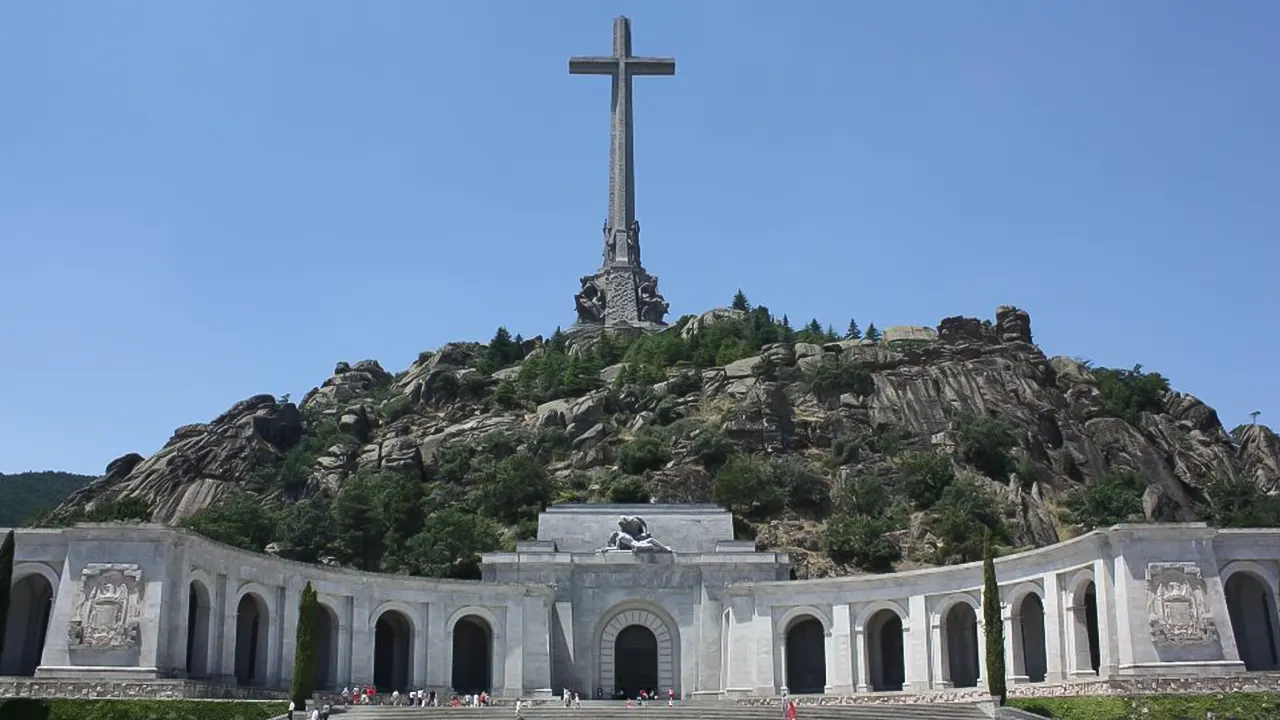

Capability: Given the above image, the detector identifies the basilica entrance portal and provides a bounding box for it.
[614,626,659,698]
[597,606,678,698]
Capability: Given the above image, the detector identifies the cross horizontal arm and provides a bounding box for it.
[569,57,617,75]
[625,57,676,76]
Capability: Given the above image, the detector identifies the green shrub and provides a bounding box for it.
[1063,470,1146,531]
[931,478,1008,564]
[1092,364,1170,426]
[830,435,864,466]
[691,428,735,472]
[1199,472,1280,528]
[899,451,956,509]
[618,436,671,475]
[823,514,901,572]
[0,699,287,720]
[1010,693,1280,720]
[712,455,786,519]
[952,412,1017,481]
[180,491,277,553]
[804,356,874,400]
[607,475,652,503]
[771,457,830,512]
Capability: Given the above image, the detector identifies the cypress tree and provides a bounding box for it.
[982,532,1007,704]
[0,531,13,659]
[291,581,319,709]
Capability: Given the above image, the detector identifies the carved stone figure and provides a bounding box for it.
[574,277,606,324]
[603,219,616,264]
[627,220,641,265]
[599,514,672,554]
[637,275,669,324]
[68,563,144,649]
[1146,562,1218,646]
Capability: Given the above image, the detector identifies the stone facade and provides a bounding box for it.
[3,510,1280,702]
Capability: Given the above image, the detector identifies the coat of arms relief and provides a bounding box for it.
[1146,562,1218,646]
[67,563,144,649]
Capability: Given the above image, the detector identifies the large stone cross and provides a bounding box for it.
[570,16,675,268]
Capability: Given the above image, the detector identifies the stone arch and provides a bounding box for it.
[373,607,414,692]
[234,590,271,686]
[447,606,502,695]
[860,604,907,692]
[0,565,57,676]
[778,608,828,694]
[1065,571,1100,676]
[185,577,213,678]
[1223,565,1280,671]
[596,603,680,699]
[936,594,980,689]
[1009,585,1047,684]
[315,600,341,691]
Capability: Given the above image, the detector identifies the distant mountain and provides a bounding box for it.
[0,471,94,526]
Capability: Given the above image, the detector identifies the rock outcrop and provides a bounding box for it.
[49,305,1280,577]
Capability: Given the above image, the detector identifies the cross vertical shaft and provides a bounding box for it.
[570,16,675,269]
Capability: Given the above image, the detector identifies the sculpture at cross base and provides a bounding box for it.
[637,275,669,324]
[598,515,672,554]
[574,277,606,324]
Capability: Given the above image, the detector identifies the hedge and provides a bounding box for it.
[1010,693,1280,720]
[0,699,287,720]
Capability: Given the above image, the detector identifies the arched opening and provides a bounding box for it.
[614,625,658,699]
[0,573,54,676]
[234,593,270,686]
[1014,593,1047,683]
[315,605,340,690]
[185,581,212,678]
[943,603,980,688]
[784,617,826,694]
[451,615,493,694]
[1071,581,1101,675]
[1226,572,1280,671]
[866,609,905,692]
[374,610,413,692]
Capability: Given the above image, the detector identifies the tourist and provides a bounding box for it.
[287,700,295,719]
[309,706,320,720]
[392,689,400,706]
[787,699,797,720]
[573,691,581,709]
[515,698,523,718]
[341,687,350,706]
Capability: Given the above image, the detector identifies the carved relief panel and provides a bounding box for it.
[67,563,144,649]
[1146,562,1218,647]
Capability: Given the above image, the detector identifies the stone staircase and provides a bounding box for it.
[326,700,991,720]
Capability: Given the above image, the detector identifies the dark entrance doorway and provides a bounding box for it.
[374,611,412,692]
[785,617,826,693]
[614,625,658,698]
[451,616,493,694]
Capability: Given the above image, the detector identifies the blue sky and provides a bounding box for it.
[1,2,1276,476]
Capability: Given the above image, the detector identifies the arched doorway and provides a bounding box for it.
[0,573,54,676]
[1071,580,1101,675]
[866,609,905,692]
[315,605,340,690]
[599,607,678,697]
[614,625,658,699]
[374,610,413,692]
[451,615,493,694]
[1226,572,1280,671]
[784,617,826,694]
[1014,593,1047,683]
[185,581,212,678]
[943,603,980,688]
[234,593,270,686]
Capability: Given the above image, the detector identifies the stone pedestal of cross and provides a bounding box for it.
[569,16,674,330]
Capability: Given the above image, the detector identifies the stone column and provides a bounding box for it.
[279,581,300,690]
[1041,573,1064,682]
[1003,606,1023,684]
[929,617,948,689]
[219,574,238,683]
[853,626,869,693]
[350,594,374,686]
[521,594,553,696]
[1092,558,1116,677]
[752,604,776,696]
[504,600,524,696]
[775,629,787,693]
[425,601,448,691]
[1109,554,1135,672]
[828,604,853,694]
[413,602,429,689]
[696,587,723,694]
[906,595,929,692]
[337,595,353,688]
[211,573,228,679]
[975,615,987,687]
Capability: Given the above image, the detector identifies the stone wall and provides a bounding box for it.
[0,678,288,700]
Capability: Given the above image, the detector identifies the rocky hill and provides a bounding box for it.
[48,302,1280,579]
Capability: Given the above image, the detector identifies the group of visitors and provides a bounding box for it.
[620,687,676,707]
[560,688,583,708]
[336,686,445,706]
[285,701,330,720]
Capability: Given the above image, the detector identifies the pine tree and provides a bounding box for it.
[983,533,1007,704]
[0,531,13,659]
[845,319,862,340]
[825,324,838,341]
[865,323,881,343]
[780,314,792,329]
[805,319,823,336]
[731,289,750,312]
[291,581,320,709]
